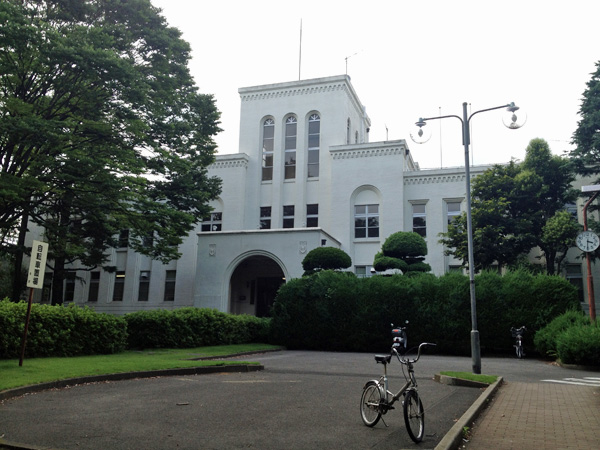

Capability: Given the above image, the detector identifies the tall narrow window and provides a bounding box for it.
[201,212,222,231]
[118,230,129,248]
[138,271,150,302]
[88,272,100,302]
[306,204,318,227]
[412,204,427,237]
[355,205,379,238]
[283,205,294,228]
[262,118,274,181]
[285,116,297,179]
[346,118,351,144]
[260,207,271,229]
[113,271,125,302]
[307,114,320,178]
[447,201,461,225]
[64,272,75,303]
[164,270,176,302]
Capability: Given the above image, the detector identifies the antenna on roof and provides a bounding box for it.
[345,52,358,75]
[298,19,302,80]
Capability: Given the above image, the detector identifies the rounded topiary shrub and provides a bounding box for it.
[381,232,427,258]
[301,247,352,275]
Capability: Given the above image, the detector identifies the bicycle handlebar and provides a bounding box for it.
[393,342,436,364]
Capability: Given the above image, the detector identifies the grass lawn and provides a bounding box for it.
[0,343,281,392]
[439,371,498,384]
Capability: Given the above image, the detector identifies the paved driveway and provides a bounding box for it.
[0,350,484,450]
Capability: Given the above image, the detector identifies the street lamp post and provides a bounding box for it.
[411,102,525,374]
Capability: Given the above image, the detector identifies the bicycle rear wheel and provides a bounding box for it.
[360,381,383,427]
[403,389,424,442]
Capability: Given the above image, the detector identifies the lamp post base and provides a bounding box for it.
[471,330,481,374]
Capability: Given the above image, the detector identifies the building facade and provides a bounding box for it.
[26,75,596,316]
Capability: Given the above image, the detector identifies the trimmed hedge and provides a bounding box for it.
[556,322,600,366]
[124,307,271,349]
[534,310,590,358]
[270,269,580,354]
[0,299,127,358]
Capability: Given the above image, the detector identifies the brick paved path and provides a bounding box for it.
[464,382,600,449]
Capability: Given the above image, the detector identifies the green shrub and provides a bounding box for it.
[534,310,590,358]
[0,299,127,358]
[301,247,352,275]
[270,268,581,354]
[124,307,270,350]
[556,321,600,366]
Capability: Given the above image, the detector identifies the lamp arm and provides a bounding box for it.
[467,103,512,123]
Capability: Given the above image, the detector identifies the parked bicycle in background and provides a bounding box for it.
[511,326,526,359]
[359,322,435,443]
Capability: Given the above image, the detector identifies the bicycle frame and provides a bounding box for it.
[367,342,433,413]
[377,349,416,411]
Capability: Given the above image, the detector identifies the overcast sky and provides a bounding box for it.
[151,0,599,169]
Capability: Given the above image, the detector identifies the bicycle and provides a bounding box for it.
[511,326,526,359]
[359,323,435,443]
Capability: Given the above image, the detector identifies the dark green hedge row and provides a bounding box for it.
[124,308,271,349]
[535,311,600,365]
[0,300,127,358]
[270,269,580,355]
[0,301,271,358]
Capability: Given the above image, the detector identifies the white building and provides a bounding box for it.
[27,75,595,315]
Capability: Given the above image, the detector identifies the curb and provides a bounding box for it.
[0,364,263,402]
[434,374,490,389]
[434,376,503,450]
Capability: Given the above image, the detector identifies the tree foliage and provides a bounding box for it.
[440,139,576,274]
[373,231,431,274]
[301,247,352,275]
[570,60,600,176]
[0,0,222,303]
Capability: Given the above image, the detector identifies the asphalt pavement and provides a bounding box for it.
[1,351,599,450]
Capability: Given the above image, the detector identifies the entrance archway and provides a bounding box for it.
[229,255,285,317]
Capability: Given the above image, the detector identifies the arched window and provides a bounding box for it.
[262,118,274,181]
[307,114,320,178]
[347,118,351,144]
[285,116,297,179]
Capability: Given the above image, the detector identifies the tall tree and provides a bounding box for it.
[0,0,222,303]
[440,139,576,274]
[571,60,600,176]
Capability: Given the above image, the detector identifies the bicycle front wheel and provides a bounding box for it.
[360,381,383,427]
[516,344,523,359]
[403,389,425,443]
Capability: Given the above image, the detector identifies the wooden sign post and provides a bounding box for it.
[19,240,49,366]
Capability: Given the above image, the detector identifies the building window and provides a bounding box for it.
[260,207,271,229]
[113,271,125,302]
[346,118,351,144]
[355,204,379,238]
[64,272,76,303]
[412,204,426,237]
[566,264,584,303]
[138,271,150,302]
[164,270,176,302]
[201,212,222,232]
[88,272,100,302]
[447,201,461,225]
[355,265,374,278]
[118,230,129,248]
[283,205,294,228]
[307,114,320,178]
[262,118,274,181]
[285,116,297,179]
[448,265,464,274]
[306,204,318,227]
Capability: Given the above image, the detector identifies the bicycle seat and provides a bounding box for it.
[375,354,392,365]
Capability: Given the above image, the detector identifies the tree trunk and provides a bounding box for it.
[11,212,29,301]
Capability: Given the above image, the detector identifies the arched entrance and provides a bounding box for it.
[229,255,286,317]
